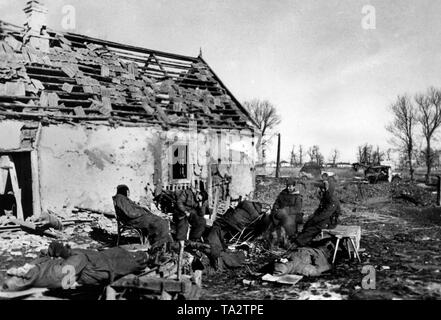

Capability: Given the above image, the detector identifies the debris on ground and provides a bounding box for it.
[1,178,441,300]
[261,273,303,285]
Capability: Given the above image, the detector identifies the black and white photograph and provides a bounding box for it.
[0,0,440,306]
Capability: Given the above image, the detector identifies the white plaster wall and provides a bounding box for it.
[37,123,258,213]
[0,120,24,150]
[38,124,158,213]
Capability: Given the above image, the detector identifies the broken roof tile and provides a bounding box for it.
[74,106,86,116]
[61,83,74,93]
[47,92,60,107]
[155,105,169,123]
[83,85,93,94]
[39,91,48,107]
[5,82,25,96]
[61,63,79,78]
[31,79,45,90]
[100,97,112,116]
[101,65,110,77]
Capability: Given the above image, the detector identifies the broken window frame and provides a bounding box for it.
[169,144,190,182]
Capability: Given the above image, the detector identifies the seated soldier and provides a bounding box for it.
[269,178,303,245]
[290,175,341,248]
[173,186,208,242]
[113,185,172,249]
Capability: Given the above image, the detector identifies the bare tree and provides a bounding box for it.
[386,95,416,181]
[372,145,385,165]
[357,143,373,165]
[290,145,297,166]
[298,145,304,166]
[385,148,393,162]
[329,149,340,167]
[415,87,441,183]
[307,145,324,166]
[243,99,281,164]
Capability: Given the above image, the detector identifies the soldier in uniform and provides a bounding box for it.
[174,186,208,242]
[291,173,341,248]
[270,178,303,246]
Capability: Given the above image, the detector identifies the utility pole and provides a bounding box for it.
[437,175,441,206]
[275,133,281,178]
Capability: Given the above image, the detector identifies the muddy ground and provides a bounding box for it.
[1,179,441,300]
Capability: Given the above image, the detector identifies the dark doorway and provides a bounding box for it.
[0,152,33,219]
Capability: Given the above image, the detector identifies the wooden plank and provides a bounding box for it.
[63,32,198,62]
[30,150,42,218]
[74,206,115,218]
[0,288,48,300]
[110,274,192,293]
[0,168,8,194]
[0,156,11,194]
[8,217,60,238]
[7,159,23,220]
[210,187,220,222]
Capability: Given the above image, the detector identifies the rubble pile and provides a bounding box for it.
[93,214,117,235]
[0,232,50,258]
[391,182,436,206]
[336,182,392,204]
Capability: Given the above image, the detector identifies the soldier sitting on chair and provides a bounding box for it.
[173,186,208,242]
[113,185,172,249]
[268,178,303,248]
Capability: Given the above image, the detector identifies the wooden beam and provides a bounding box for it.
[61,31,199,62]
[30,148,42,218]
[211,187,220,223]
[275,133,281,178]
[7,217,60,238]
[110,274,193,294]
[151,54,169,78]
[3,157,24,220]
[144,53,154,69]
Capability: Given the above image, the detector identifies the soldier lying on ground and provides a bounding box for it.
[2,241,149,291]
[271,238,335,277]
[113,184,172,249]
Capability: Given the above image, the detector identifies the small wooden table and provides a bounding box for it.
[321,225,362,264]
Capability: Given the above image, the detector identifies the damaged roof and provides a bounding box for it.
[0,20,256,131]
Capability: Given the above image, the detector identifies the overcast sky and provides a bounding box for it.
[2,0,441,163]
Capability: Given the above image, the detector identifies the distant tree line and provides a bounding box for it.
[288,145,343,167]
[356,144,392,166]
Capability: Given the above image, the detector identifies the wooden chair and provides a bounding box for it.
[113,202,146,246]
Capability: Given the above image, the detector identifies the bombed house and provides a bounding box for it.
[0,1,258,219]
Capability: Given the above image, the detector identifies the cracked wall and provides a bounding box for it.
[38,124,157,212]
